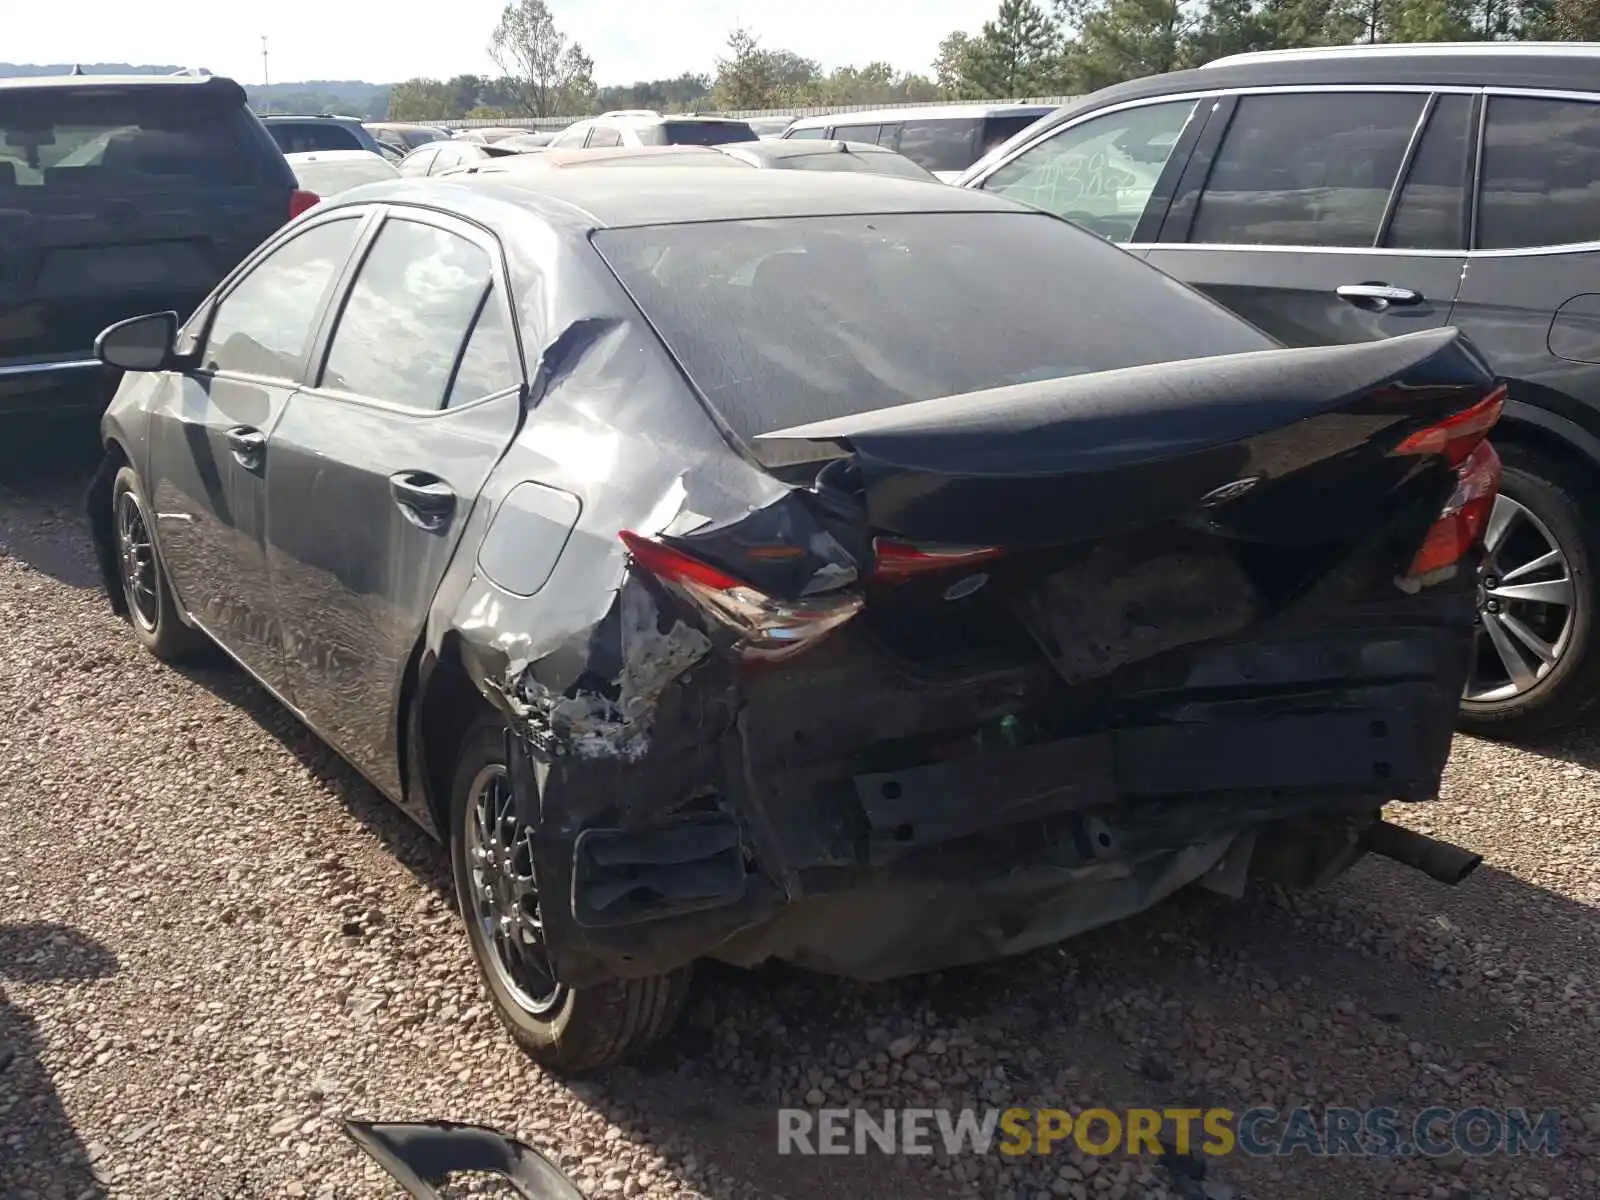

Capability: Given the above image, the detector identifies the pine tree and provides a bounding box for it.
[963,0,1068,97]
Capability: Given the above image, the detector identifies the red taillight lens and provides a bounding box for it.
[1404,441,1501,581]
[1392,384,1506,467]
[619,530,862,661]
[872,538,1004,582]
[288,189,321,220]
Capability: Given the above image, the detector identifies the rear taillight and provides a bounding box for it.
[872,538,1004,583]
[619,531,863,661]
[288,189,321,220]
[1403,441,1501,583]
[1392,384,1506,467]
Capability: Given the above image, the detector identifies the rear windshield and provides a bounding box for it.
[0,89,258,188]
[267,122,365,154]
[292,156,398,195]
[660,121,759,147]
[785,148,935,181]
[594,212,1273,461]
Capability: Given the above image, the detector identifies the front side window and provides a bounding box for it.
[550,123,590,149]
[203,219,360,380]
[784,126,826,140]
[428,144,469,175]
[398,146,438,177]
[1478,96,1600,250]
[320,218,493,410]
[586,125,623,148]
[831,124,881,145]
[1190,92,1426,248]
[981,99,1197,243]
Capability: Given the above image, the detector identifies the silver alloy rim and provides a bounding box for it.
[464,763,563,1016]
[115,489,160,633]
[1465,493,1578,704]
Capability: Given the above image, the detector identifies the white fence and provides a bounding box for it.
[434,96,1081,131]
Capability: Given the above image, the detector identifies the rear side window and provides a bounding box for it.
[660,121,758,146]
[445,288,520,408]
[1477,96,1600,250]
[1385,94,1473,251]
[320,218,494,409]
[204,219,360,380]
[0,88,259,189]
[896,118,981,173]
[594,212,1272,464]
[267,122,365,155]
[1191,92,1426,248]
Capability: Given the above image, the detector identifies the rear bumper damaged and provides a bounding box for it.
[504,586,1475,990]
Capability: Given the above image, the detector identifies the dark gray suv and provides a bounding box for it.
[960,42,1600,738]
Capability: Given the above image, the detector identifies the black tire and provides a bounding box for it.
[1458,443,1600,739]
[110,466,208,662]
[448,721,691,1074]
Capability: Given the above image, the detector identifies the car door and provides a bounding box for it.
[263,208,526,796]
[1142,88,1473,348]
[969,95,1210,248]
[144,212,368,695]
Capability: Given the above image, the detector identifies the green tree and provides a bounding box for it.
[962,0,1067,97]
[386,77,455,120]
[1071,0,1196,90]
[487,0,597,117]
[712,27,781,109]
[1552,0,1600,35]
[933,31,979,95]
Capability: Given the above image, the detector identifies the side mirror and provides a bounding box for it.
[95,311,181,372]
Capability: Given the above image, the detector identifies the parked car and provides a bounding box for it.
[260,114,386,157]
[397,140,521,178]
[0,72,307,421]
[285,149,400,197]
[88,166,1496,1071]
[364,122,450,153]
[546,113,758,150]
[497,131,557,152]
[453,127,526,145]
[449,142,937,182]
[958,41,1600,737]
[743,115,798,138]
[783,103,1056,180]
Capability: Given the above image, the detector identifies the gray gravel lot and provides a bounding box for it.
[2,440,1598,1200]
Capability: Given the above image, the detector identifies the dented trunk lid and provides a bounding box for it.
[754,326,1496,550]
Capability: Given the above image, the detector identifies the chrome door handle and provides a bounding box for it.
[225,426,266,470]
[1336,283,1423,311]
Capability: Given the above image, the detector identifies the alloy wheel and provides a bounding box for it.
[115,489,160,633]
[1465,493,1578,704]
[464,763,564,1016]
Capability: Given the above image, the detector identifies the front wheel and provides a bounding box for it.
[1458,445,1600,738]
[448,722,690,1074]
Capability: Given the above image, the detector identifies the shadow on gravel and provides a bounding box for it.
[0,414,104,591]
[0,922,120,1200]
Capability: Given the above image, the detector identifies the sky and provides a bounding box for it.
[7,0,1001,86]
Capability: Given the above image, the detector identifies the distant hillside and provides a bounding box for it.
[0,65,393,118]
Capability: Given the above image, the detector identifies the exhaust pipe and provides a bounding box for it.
[1362,820,1482,885]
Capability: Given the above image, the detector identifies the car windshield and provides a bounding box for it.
[594,211,1272,463]
[0,90,253,187]
[660,120,759,146]
[292,155,399,195]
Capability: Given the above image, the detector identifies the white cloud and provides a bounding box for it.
[7,0,999,86]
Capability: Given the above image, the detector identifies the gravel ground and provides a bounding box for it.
[2,436,1598,1200]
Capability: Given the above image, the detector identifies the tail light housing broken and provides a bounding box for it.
[1395,384,1507,585]
[619,531,864,661]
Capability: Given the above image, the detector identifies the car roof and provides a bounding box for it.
[0,73,245,100]
[341,165,1026,230]
[1066,44,1600,113]
[786,102,1056,128]
[1204,40,1600,69]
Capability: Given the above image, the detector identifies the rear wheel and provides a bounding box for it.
[110,466,208,661]
[1458,445,1600,738]
[448,722,691,1074]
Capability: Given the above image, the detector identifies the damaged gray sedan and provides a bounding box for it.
[87,168,1502,1073]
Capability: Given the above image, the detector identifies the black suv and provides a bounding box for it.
[960,42,1600,737]
[0,73,301,420]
